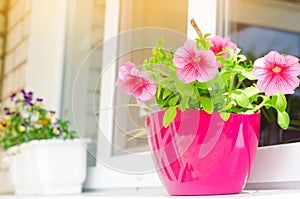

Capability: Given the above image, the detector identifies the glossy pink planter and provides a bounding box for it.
[146,110,260,195]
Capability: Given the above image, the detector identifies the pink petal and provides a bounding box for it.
[262,75,298,96]
[284,55,300,75]
[253,58,267,77]
[118,62,136,80]
[208,35,237,56]
[177,63,199,83]
[254,51,300,96]
[133,82,157,101]
[116,61,156,101]
[174,40,218,83]
[264,51,284,69]
[173,40,196,68]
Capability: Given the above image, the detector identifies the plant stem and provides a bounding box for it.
[190,19,203,38]
[225,70,235,106]
[219,102,233,112]
[253,96,270,113]
[123,128,146,135]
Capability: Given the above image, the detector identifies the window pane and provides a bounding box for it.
[112,0,188,155]
[62,0,106,166]
[223,0,300,145]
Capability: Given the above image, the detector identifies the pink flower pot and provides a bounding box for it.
[145,110,260,195]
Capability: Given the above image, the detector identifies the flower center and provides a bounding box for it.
[193,56,201,62]
[272,66,281,73]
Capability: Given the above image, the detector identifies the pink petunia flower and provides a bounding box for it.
[253,51,300,96]
[116,61,157,101]
[208,36,237,68]
[173,40,218,83]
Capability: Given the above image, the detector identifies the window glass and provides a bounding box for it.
[62,0,106,166]
[223,0,300,145]
[112,0,188,156]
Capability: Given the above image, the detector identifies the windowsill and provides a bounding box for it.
[2,188,300,198]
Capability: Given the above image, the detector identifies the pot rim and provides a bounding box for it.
[147,109,260,117]
[5,138,83,154]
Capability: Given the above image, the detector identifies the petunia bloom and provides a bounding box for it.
[116,61,156,101]
[208,35,237,68]
[253,51,300,96]
[173,40,218,83]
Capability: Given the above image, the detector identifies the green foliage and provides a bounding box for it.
[0,91,77,150]
[163,107,177,128]
[277,111,290,130]
[140,38,291,129]
[201,97,214,114]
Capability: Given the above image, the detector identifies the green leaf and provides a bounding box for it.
[245,110,254,114]
[163,89,171,100]
[197,82,208,89]
[202,97,214,114]
[142,59,151,71]
[175,80,194,96]
[155,37,164,48]
[196,37,212,50]
[149,57,155,65]
[180,95,190,111]
[232,91,249,108]
[203,33,211,39]
[241,86,260,98]
[156,86,162,98]
[271,92,287,112]
[277,111,290,130]
[163,107,177,128]
[234,66,257,80]
[168,96,179,107]
[220,71,231,85]
[237,54,247,62]
[220,112,230,121]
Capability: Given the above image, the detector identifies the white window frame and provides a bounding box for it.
[84,0,218,190]
[74,0,297,189]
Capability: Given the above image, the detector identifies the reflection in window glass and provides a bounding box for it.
[225,0,300,146]
[112,0,188,155]
[62,0,106,166]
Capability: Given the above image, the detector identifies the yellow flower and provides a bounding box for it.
[37,118,50,125]
[53,129,60,135]
[18,125,25,132]
[27,107,32,111]
[5,115,11,121]
[0,123,5,130]
[35,111,40,116]
[62,132,67,136]
[0,122,9,130]
[36,102,42,107]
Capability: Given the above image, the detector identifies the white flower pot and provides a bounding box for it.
[7,139,87,195]
[0,150,14,194]
[246,142,300,189]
